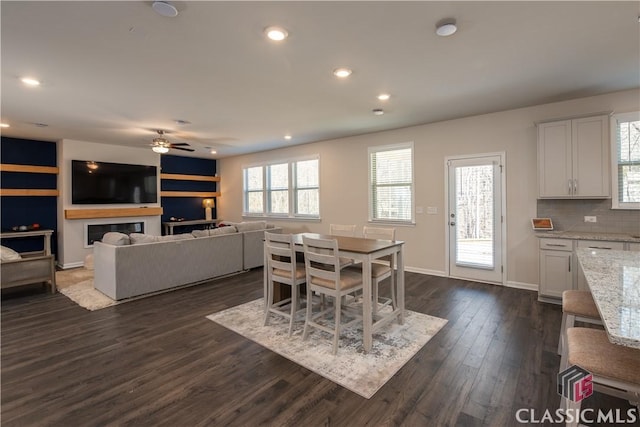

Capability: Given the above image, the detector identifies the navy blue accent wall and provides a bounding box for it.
[0,137,58,256]
[160,155,217,233]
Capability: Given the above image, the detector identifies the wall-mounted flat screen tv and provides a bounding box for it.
[72,160,158,204]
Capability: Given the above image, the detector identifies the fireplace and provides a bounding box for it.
[84,221,145,247]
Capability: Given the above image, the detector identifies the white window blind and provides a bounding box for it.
[369,143,414,222]
[612,112,640,209]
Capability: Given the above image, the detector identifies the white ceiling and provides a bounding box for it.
[1,1,639,158]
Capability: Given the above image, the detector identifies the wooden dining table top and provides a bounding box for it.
[290,232,404,254]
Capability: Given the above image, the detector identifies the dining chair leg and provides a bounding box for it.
[288,286,298,336]
[303,286,313,341]
[557,313,575,356]
[565,397,581,427]
[333,295,341,355]
[264,277,274,326]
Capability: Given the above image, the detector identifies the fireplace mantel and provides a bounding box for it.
[64,207,163,220]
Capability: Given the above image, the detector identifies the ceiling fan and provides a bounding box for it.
[150,130,194,153]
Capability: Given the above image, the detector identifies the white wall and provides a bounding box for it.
[219,88,640,288]
[57,139,162,268]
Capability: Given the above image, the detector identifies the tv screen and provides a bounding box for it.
[72,160,158,204]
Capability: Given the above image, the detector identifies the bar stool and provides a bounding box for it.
[560,327,640,427]
[557,290,602,355]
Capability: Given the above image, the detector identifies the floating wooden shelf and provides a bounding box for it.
[0,189,59,196]
[0,164,59,174]
[65,207,164,220]
[160,191,221,198]
[160,173,220,182]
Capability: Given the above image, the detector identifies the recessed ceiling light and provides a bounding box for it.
[265,26,288,41]
[333,68,353,78]
[210,149,217,155]
[284,135,292,140]
[377,94,390,101]
[372,109,384,115]
[436,19,457,37]
[152,1,178,17]
[21,77,40,86]
[0,123,9,128]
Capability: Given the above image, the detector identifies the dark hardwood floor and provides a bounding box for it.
[1,270,636,426]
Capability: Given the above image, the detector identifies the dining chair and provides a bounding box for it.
[302,235,363,354]
[329,224,358,268]
[557,289,602,355]
[363,226,396,315]
[559,327,640,427]
[263,232,307,336]
[329,224,357,237]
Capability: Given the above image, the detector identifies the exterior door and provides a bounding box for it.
[447,154,504,284]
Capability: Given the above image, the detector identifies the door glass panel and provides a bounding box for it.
[455,165,494,268]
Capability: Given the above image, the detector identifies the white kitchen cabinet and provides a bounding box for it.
[539,238,574,300]
[537,115,610,198]
[575,240,624,290]
[628,243,640,251]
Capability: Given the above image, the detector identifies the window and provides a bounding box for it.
[369,142,414,223]
[611,112,640,209]
[243,157,320,218]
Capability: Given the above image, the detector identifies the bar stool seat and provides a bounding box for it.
[558,290,602,355]
[560,328,640,427]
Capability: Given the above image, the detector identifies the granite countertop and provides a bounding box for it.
[535,230,640,243]
[576,248,640,348]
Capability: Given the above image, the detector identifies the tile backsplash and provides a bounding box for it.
[537,199,640,234]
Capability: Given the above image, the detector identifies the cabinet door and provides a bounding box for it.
[628,243,640,252]
[539,250,573,298]
[572,115,610,198]
[538,120,573,198]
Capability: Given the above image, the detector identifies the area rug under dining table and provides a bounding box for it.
[206,299,447,399]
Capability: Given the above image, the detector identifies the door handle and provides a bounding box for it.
[574,179,577,194]
[450,222,456,226]
[569,179,572,195]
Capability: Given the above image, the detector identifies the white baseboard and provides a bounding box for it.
[404,266,447,277]
[505,281,538,291]
[58,261,84,270]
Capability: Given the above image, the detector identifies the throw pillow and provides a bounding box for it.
[101,232,131,246]
[0,245,22,261]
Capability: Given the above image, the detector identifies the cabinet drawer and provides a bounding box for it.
[539,238,573,251]
[576,240,624,251]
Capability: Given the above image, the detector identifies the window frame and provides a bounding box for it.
[368,141,415,224]
[611,111,640,210]
[242,155,321,219]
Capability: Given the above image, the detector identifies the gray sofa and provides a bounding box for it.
[93,222,281,300]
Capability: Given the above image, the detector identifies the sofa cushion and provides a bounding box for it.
[102,232,131,246]
[235,221,267,232]
[160,233,195,241]
[211,226,237,235]
[191,229,210,238]
[0,245,22,261]
[129,233,159,244]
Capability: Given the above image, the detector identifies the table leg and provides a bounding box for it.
[44,233,51,256]
[362,256,373,352]
[397,246,405,324]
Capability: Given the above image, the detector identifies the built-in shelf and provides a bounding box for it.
[160,191,221,198]
[0,189,59,196]
[65,207,164,220]
[0,163,59,174]
[160,173,220,182]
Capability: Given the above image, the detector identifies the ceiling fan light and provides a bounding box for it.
[152,145,169,154]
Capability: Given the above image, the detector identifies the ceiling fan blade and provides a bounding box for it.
[170,142,190,147]
[172,146,195,152]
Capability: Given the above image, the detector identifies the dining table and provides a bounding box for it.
[264,232,406,352]
[576,248,640,349]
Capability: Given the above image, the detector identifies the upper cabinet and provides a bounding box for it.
[537,114,610,198]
